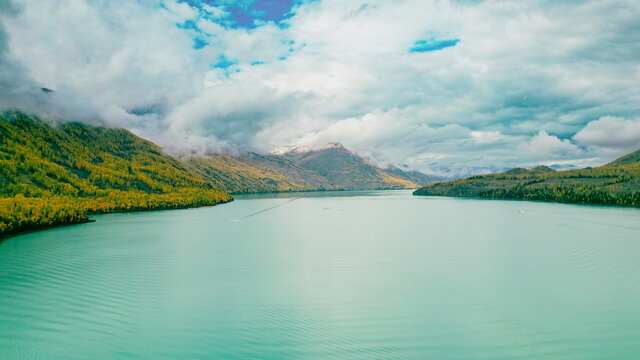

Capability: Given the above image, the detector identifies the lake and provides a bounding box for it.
[1,190,639,359]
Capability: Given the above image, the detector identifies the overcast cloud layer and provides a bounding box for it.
[1,0,639,177]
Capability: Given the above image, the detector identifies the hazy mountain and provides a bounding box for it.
[185,152,336,193]
[384,166,442,187]
[282,144,428,190]
[186,144,440,193]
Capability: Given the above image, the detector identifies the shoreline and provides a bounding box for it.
[413,192,640,209]
[0,188,415,240]
[4,190,639,241]
[0,219,96,242]
[0,198,234,241]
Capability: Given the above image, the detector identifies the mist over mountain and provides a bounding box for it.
[1,1,639,177]
[282,144,433,189]
[0,112,437,235]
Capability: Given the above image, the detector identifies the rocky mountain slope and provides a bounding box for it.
[282,144,434,190]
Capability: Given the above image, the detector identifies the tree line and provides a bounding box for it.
[0,112,232,236]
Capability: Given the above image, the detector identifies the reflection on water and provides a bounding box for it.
[1,191,639,359]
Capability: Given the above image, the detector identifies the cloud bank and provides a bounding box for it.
[1,0,639,177]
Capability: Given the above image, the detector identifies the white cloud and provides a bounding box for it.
[573,116,640,150]
[471,130,502,144]
[0,0,639,176]
[519,130,582,160]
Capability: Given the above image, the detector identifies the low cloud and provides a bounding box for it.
[470,130,502,144]
[573,116,640,150]
[0,0,639,177]
[519,130,582,160]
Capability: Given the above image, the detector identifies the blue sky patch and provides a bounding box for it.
[410,38,460,53]
[210,55,237,69]
[177,19,202,33]
[227,0,295,29]
[193,37,209,49]
[177,0,312,29]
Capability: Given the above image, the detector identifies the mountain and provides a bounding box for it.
[185,152,336,193]
[0,112,438,236]
[414,150,640,207]
[384,166,442,186]
[282,144,424,190]
[604,148,640,167]
[0,112,232,236]
[186,145,439,193]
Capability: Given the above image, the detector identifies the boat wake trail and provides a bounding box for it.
[231,198,300,223]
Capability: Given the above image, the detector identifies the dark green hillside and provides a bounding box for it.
[413,150,640,207]
[0,112,232,236]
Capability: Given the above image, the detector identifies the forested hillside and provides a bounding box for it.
[414,150,640,207]
[0,112,232,236]
[186,152,337,193]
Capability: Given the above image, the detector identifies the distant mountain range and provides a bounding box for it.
[185,152,337,193]
[281,144,439,190]
[183,142,439,194]
[184,144,438,194]
[414,149,640,207]
[0,112,437,236]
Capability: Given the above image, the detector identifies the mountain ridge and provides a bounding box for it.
[413,150,640,207]
[282,144,435,190]
[0,112,232,236]
[1,112,438,236]
[184,152,338,193]
[183,143,439,193]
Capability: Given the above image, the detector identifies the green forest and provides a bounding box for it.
[414,150,640,207]
[0,112,232,236]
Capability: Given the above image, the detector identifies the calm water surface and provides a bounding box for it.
[1,191,639,359]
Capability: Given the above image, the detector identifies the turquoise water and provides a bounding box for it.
[1,190,639,359]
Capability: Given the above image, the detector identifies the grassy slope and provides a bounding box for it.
[284,146,419,190]
[185,152,337,193]
[413,150,640,207]
[384,166,441,187]
[186,146,434,193]
[0,112,232,236]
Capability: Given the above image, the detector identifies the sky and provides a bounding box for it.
[0,0,639,177]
